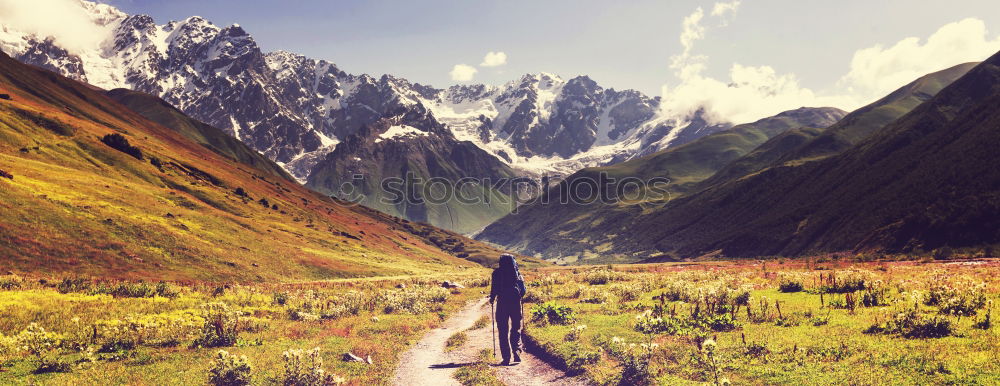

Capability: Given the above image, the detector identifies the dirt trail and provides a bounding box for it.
[393,298,584,386]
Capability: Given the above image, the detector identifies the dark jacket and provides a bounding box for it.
[490,254,525,303]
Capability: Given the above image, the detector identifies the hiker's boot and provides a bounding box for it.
[500,358,511,366]
[512,351,521,363]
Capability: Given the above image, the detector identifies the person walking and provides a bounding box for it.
[489,253,526,366]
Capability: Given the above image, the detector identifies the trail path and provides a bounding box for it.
[393,298,584,386]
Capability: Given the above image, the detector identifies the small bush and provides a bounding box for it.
[273,292,289,305]
[0,275,23,290]
[619,353,653,386]
[14,323,68,373]
[56,278,91,294]
[973,304,992,330]
[564,324,587,342]
[531,302,576,326]
[865,309,953,338]
[567,348,601,372]
[778,279,803,293]
[101,133,143,160]
[282,347,345,385]
[94,282,157,298]
[193,303,242,348]
[208,350,252,386]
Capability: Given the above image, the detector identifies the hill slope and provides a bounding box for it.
[700,62,976,188]
[591,53,1000,259]
[475,107,846,262]
[0,50,532,281]
[105,88,293,182]
[477,62,981,263]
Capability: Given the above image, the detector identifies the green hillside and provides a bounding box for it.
[105,88,293,181]
[476,107,846,263]
[0,50,530,281]
[592,54,1000,260]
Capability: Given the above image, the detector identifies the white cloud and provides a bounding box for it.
[710,0,741,17]
[839,18,1000,102]
[480,51,507,67]
[0,0,118,55]
[660,4,999,127]
[449,64,478,82]
[660,64,855,125]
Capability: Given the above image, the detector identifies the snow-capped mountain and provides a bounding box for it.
[394,73,730,175]
[0,1,725,180]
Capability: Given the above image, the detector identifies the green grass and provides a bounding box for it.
[445,331,468,351]
[0,274,491,384]
[518,260,1000,385]
[470,315,490,330]
[453,349,502,386]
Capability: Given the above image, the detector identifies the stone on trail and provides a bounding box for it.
[441,281,465,289]
[342,352,366,363]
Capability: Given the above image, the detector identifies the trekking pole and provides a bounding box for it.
[490,300,497,359]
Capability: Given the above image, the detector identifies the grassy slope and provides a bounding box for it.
[476,107,846,263]
[0,51,531,281]
[478,63,979,263]
[104,88,293,182]
[701,62,976,188]
[626,55,1000,258]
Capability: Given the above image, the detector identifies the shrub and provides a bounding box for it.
[926,281,987,316]
[634,311,685,335]
[865,309,953,338]
[973,304,992,330]
[94,282,157,298]
[778,279,803,293]
[531,302,576,325]
[577,286,611,304]
[820,272,867,294]
[580,269,625,285]
[860,287,889,307]
[564,325,587,342]
[101,133,143,160]
[610,283,644,302]
[208,350,252,386]
[619,353,653,386]
[282,347,345,385]
[234,187,249,198]
[193,303,242,348]
[150,157,163,169]
[56,278,91,294]
[567,348,601,372]
[14,323,69,373]
[700,313,740,332]
[0,275,23,290]
[155,282,180,298]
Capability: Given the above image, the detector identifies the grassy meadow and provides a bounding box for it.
[518,258,999,385]
[0,273,490,385]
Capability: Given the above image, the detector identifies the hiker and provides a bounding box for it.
[490,253,526,365]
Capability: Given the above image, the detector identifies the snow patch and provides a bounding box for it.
[375,125,429,143]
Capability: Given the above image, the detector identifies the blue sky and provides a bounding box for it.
[103,0,1000,97]
[85,0,1000,123]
